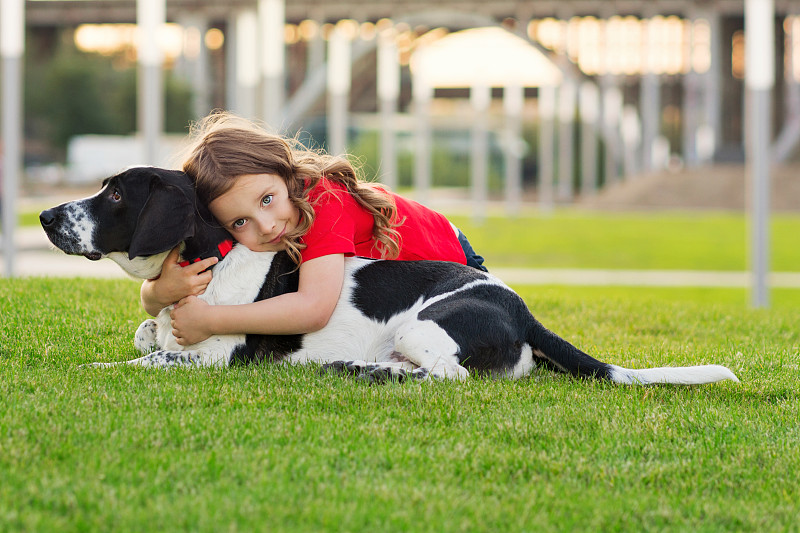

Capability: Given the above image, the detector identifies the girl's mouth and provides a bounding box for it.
[269,226,286,244]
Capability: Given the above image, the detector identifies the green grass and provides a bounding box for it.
[449,211,800,271]
[20,202,800,271]
[2,278,799,532]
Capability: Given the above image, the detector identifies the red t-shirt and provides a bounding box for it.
[300,177,466,264]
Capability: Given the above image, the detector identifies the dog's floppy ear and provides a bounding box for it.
[129,177,196,259]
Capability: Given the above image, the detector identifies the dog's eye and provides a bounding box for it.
[110,190,121,202]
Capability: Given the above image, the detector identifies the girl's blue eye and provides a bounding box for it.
[233,219,246,229]
[261,195,273,206]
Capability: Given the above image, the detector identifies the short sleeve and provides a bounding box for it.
[300,185,358,262]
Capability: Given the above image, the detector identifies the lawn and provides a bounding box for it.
[18,204,800,272]
[1,278,799,532]
[449,211,800,271]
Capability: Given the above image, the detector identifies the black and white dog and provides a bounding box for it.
[40,167,739,385]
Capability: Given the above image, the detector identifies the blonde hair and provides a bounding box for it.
[182,112,401,264]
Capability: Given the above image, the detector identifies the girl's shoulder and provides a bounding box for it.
[307,175,347,199]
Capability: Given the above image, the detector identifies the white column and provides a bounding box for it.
[327,25,351,156]
[377,32,399,190]
[471,83,491,221]
[538,84,556,211]
[259,0,285,129]
[1,0,25,277]
[137,0,165,166]
[641,9,662,173]
[745,0,774,308]
[579,81,599,196]
[503,83,524,215]
[602,83,623,184]
[413,77,433,204]
[177,14,210,119]
[233,10,259,119]
[621,105,641,177]
[557,79,576,201]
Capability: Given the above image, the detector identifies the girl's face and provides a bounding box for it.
[209,173,300,252]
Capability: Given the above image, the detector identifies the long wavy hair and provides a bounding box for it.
[181,112,401,264]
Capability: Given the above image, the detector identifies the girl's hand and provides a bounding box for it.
[141,247,218,316]
[170,295,213,346]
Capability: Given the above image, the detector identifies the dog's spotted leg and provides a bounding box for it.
[134,319,160,353]
[86,350,204,368]
[320,360,427,383]
[394,320,469,381]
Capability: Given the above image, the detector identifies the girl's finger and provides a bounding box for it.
[187,256,218,275]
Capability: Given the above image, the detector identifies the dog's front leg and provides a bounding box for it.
[134,319,160,353]
[87,350,211,368]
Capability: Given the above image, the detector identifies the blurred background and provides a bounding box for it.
[1,0,798,306]
[6,1,797,197]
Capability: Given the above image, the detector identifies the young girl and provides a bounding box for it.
[141,112,486,346]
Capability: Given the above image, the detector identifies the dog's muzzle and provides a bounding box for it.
[40,204,102,260]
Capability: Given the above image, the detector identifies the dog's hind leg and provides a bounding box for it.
[392,319,469,381]
[134,319,160,353]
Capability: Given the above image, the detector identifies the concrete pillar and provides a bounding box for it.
[538,84,556,211]
[621,105,641,177]
[745,0,774,308]
[377,31,399,190]
[503,83,524,215]
[602,81,623,184]
[557,78,576,201]
[137,0,165,166]
[470,83,491,221]
[177,14,211,119]
[579,81,599,195]
[232,10,259,120]
[413,78,433,205]
[327,25,351,155]
[259,0,285,129]
[1,0,25,277]
[682,13,700,167]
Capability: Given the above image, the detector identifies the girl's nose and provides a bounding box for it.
[257,216,275,235]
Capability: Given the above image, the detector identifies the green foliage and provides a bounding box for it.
[24,30,195,159]
[1,278,799,531]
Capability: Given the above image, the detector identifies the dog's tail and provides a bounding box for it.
[527,319,738,385]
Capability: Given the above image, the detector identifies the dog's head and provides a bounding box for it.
[40,166,232,279]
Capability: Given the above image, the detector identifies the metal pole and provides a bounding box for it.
[1,0,24,278]
[745,0,774,308]
[137,0,164,166]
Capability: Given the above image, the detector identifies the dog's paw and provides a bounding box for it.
[320,360,373,376]
[79,362,119,368]
[134,319,159,353]
[321,360,429,384]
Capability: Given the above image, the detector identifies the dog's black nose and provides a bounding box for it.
[39,209,56,228]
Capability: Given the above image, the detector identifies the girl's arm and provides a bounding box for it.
[169,253,345,346]
[140,246,219,316]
